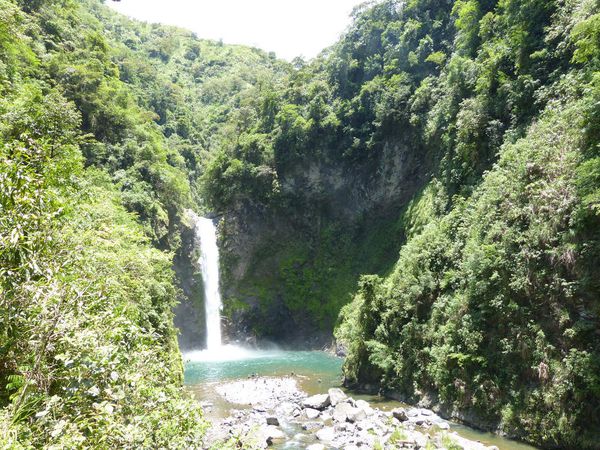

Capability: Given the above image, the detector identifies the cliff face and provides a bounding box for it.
[173,222,207,350]
[218,133,430,345]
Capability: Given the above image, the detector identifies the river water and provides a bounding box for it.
[184,349,538,450]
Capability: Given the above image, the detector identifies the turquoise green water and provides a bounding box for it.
[184,349,538,450]
[184,349,343,388]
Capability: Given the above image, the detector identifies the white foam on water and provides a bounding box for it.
[183,345,279,363]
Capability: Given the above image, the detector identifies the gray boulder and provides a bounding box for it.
[315,426,336,442]
[392,407,408,421]
[266,416,279,426]
[328,388,347,406]
[333,402,355,423]
[305,408,320,420]
[259,424,285,445]
[302,394,330,410]
[346,407,367,423]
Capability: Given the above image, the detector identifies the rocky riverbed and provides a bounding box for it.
[203,376,501,449]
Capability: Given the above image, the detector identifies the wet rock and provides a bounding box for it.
[302,394,330,410]
[305,408,320,420]
[302,421,323,431]
[328,388,347,406]
[392,407,408,421]
[315,426,336,442]
[266,416,279,426]
[260,424,285,445]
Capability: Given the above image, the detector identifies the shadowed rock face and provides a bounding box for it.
[217,136,430,344]
[173,222,207,350]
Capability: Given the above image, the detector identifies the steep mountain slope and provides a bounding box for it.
[0,0,284,446]
[198,0,600,447]
[331,1,600,448]
[202,0,599,349]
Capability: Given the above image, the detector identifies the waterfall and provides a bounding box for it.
[189,211,222,350]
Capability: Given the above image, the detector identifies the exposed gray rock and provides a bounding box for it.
[302,394,331,410]
[436,421,450,430]
[302,421,323,431]
[208,376,515,450]
[346,406,367,423]
[259,424,285,445]
[407,408,419,417]
[315,426,336,442]
[305,408,320,420]
[333,401,355,423]
[355,399,373,413]
[306,445,326,450]
[266,416,279,426]
[328,388,347,406]
[392,407,408,421]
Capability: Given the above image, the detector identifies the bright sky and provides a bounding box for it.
[107,0,366,61]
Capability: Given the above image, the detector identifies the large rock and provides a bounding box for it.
[332,401,355,423]
[392,407,408,421]
[302,394,330,410]
[266,416,279,426]
[259,424,285,445]
[328,388,347,406]
[315,426,336,442]
[346,407,367,423]
[355,399,374,416]
[305,408,320,420]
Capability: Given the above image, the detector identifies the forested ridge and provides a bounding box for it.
[0,0,599,448]
[0,0,282,446]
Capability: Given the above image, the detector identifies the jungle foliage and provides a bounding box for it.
[0,0,285,446]
[330,1,600,448]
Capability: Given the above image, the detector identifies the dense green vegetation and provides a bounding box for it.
[198,0,599,347]
[331,1,600,448]
[197,0,600,447]
[0,0,285,446]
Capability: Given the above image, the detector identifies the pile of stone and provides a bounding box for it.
[206,377,500,450]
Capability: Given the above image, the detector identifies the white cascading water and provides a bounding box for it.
[189,211,222,350]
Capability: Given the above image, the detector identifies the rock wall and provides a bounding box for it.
[217,135,430,345]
